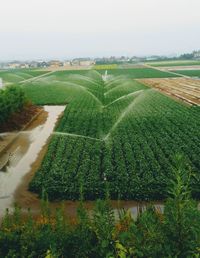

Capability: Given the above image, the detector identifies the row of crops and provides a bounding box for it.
[0,86,26,124]
[29,71,200,200]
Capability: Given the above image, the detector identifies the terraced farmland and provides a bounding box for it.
[29,71,200,201]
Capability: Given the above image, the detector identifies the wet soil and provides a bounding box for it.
[0,105,163,219]
[0,106,65,217]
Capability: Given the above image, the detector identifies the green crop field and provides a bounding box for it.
[20,70,96,104]
[0,69,49,83]
[94,64,118,70]
[96,68,178,78]
[26,70,200,201]
[146,60,200,67]
[171,70,200,78]
[21,68,177,105]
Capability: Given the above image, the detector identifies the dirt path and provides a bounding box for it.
[0,106,65,216]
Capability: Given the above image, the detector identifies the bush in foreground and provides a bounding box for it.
[0,157,200,257]
[0,86,26,124]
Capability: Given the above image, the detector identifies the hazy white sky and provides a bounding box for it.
[0,0,200,60]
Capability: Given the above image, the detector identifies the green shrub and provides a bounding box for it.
[0,86,26,124]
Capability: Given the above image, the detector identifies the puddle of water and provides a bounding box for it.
[0,106,65,216]
[0,104,164,218]
[15,199,164,220]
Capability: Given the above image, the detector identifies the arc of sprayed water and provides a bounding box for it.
[53,132,103,141]
[20,71,56,84]
[104,82,132,96]
[104,89,152,141]
[68,74,101,87]
[58,81,103,106]
[104,90,144,108]
[104,76,125,88]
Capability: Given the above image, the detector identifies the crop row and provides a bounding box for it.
[30,71,200,200]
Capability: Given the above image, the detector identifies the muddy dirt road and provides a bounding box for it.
[0,106,65,216]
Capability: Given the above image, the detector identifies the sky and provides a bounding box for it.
[0,0,200,60]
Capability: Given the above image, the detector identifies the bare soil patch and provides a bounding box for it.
[138,78,200,106]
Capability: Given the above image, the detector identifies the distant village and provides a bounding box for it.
[0,50,200,70]
[0,56,168,70]
[0,59,95,70]
[0,57,136,70]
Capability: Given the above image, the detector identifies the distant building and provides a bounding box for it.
[71,59,80,66]
[63,61,71,66]
[29,61,38,68]
[79,60,95,66]
[20,64,30,69]
[8,63,20,69]
[49,60,63,68]
[194,51,200,59]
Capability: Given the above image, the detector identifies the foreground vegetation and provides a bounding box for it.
[0,86,26,124]
[1,159,200,257]
[29,71,200,201]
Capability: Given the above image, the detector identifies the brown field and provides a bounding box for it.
[138,78,200,106]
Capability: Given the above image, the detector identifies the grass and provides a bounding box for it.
[146,60,200,67]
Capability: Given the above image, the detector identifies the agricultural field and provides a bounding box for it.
[91,68,178,78]
[20,70,95,104]
[27,70,200,201]
[0,69,49,84]
[94,64,118,70]
[139,78,200,106]
[146,60,200,67]
[171,70,200,77]
[20,68,177,105]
